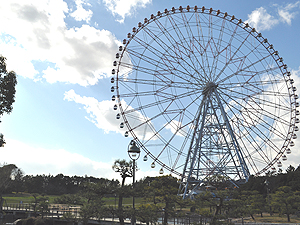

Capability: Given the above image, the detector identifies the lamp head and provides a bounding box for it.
[128,140,140,160]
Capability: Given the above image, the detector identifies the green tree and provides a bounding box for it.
[79,181,111,225]
[0,55,17,145]
[0,164,19,213]
[35,196,50,218]
[112,159,133,225]
[136,204,159,225]
[54,194,84,205]
[0,133,5,147]
[271,186,300,222]
[145,175,179,225]
[195,189,230,224]
[0,55,17,115]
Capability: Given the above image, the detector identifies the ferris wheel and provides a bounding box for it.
[110,6,299,198]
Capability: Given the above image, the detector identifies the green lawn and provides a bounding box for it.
[3,193,57,204]
[3,193,145,207]
[233,213,300,224]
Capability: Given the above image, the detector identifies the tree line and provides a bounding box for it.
[2,162,300,224]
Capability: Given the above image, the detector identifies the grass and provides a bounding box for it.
[3,193,145,206]
[3,193,60,204]
[254,213,300,223]
[231,213,300,224]
[104,196,146,206]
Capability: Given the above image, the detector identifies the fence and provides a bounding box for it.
[3,204,212,225]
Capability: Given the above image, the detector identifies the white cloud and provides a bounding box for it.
[0,139,118,179]
[245,2,300,31]
[0,38,39,80]
[64,89,156,140]
[70,0,93,23]
[0,0,120,86]
[278,1,300,25]
[103,0,152,23]
[64,89,122,134]
[165,120,187,137]
[0,138,159,182]
[245,7,279,31]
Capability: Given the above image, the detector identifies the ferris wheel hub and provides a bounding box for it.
[202,82,218,96]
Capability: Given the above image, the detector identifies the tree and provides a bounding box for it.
[231,191,264,222]
[112,159,133,225]
[271,186,300,222]
[136,204,159,225]
[0,164,19,213]
[0,55,17,145]
[144,175,179,225]
[54,194,84,205]
[0,133,5,147]
[35,196,50,218]
[195,188,230,224]
[79,181,112,225]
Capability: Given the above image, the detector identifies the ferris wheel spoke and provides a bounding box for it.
[193,13,214,80]
[140,25,208,83]
[127,45,187,85]
[126,46,197,83]
[219,82,291,115]
[210,19,227,81]
[221,78,286,88]
[165,14,213,82]
[126,100,199,139]
[214,31,252,82]
[216,43,275,85]
[219,93,281,170]
[219,90,279,135]
[219,88,291,139]
[212,21,240,81]
[118,76,201,89]
[122,88,203,117]
[179,12,213,80]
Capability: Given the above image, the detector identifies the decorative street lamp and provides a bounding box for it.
[128,140,140,225]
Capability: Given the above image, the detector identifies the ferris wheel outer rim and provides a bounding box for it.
[113,5,298,177]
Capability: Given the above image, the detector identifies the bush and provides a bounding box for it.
[22,217,34,225]
[20,217,53,225]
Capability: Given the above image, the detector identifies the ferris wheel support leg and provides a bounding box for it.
[214,90,250,181]
[180,93,212,199]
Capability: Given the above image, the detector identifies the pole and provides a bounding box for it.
[132,159,136,225]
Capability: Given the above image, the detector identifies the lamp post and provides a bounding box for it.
[128,140,140,225]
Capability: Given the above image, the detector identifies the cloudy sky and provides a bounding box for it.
[0,0,300,182]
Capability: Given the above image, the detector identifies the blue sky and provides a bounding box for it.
[0,0,300,182]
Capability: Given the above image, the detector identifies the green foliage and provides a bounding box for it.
[54,194,84,205]
[0,55,17,116]
[112,159,133,186]
[5,163,300,224]
[0,164,20,212]
[62,211,77,222]
[227,190,264,221]
[144,175,180,225]
[80,200,108,224]
[18,217,53,225]
[271,186,300,222]
[0,55,17,147]
[0,164,18,193]
[31,195,50,218]
[136,204,159,225]
[78,181,111,225]
[112,159,134,225]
